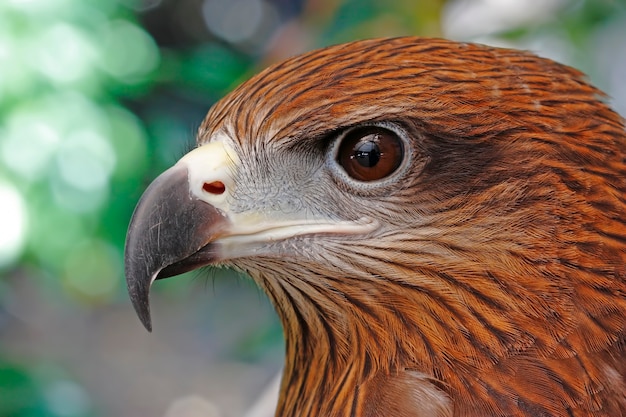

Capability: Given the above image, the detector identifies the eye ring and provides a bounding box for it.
[327,122,411,190]
[337,126,403,181]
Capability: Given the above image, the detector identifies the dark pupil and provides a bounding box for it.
[354,140,380,168]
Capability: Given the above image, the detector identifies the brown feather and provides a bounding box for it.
[199,37,626,416]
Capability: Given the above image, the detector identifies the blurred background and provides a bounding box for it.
[0,0,624,416]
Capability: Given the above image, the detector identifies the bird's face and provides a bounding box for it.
[125,37,626,417]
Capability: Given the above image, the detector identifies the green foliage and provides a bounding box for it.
[0,362,43,417]
[0,359,92,417]
[0,0,154,288]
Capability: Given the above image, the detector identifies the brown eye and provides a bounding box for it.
[337,127,404,181]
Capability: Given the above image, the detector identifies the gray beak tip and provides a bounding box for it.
[135,301,153,333]
[127,273,154,332]
[141,315,153,333]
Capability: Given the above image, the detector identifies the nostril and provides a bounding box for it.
[203,181,226,195]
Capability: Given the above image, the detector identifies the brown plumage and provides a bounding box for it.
[124,37,626,416]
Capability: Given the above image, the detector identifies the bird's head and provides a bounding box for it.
[125,38,626,416]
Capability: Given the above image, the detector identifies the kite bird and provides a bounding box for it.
[124,37,626,416]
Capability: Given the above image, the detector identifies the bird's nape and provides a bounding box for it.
[124,37,626,417]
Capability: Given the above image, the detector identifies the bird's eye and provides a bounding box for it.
[337,126,404,182]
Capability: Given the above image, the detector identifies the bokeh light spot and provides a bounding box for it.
[443,0,569,39]
[202,0,280,49]
[44,379,91,417]
[6,0,70,14]
[0,31,12,100]
[1,115,61,181]
[1,92,111,183]
[56,129,116,191]
[100,20,159,82]
[34,23,97,84]
[0,182,28,267]
[28,202,85,267]
[62,239,121,302]
[203,0,263,43]
[164,395,222,417]
[51,175,109,213]
[105,106,148,179]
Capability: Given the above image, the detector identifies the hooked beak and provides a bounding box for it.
[124,139,379,332]
[124,141,235,331]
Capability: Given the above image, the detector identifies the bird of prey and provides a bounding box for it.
[124,37,626,416]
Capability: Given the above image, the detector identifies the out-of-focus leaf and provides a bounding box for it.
[0,362,44,416]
